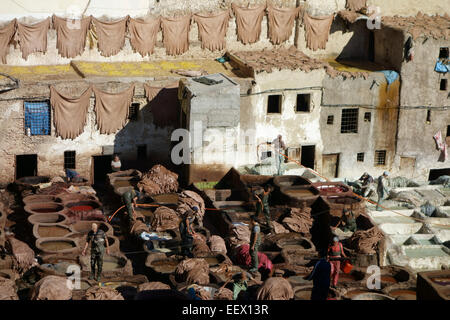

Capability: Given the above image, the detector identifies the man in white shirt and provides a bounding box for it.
[111,154,121,172]
[272,135,286,176]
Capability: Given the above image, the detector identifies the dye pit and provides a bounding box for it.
[70,205,94,212]
[37,225,71,237]
[40,241,75,251]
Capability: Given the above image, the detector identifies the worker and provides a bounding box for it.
[254,185,273,232]
[304,249,331,300]
[272,134,286,176]
[232,272,249,300]
[179,210,196,257]
[65,169,83,183]
[336,209,357,233]
[327,237,347,288]
[358,172,376,197]
[111,154,121,172]
[192,206,203,228]
[82,223,110,282]
[376,171,390,211]
[121,188,141,235]
[249,215,261,274]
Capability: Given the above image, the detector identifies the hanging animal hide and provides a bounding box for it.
[53,15,91,58]
[50,85,92,140]
[0,19,17,64]
[161,15,191,55]
[92,16,129,57]
[232,4,266,44]
[129,17,160,57]
[267,5,302,45]
[93,84,135,134]
[17,18,50,60]
[303,13,334,51]
[144,82,180,128]
[193,10,231,51]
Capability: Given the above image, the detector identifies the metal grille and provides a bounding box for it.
[341,108,358,133]
[64,151,76,169]
[24,101,51,136]
[327,115,334,125]
[357,153,365,162]
[375,150,386,166]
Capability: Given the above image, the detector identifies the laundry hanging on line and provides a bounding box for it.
[0,19,17,64]
[266,5,302,45]
[52,15,91,59]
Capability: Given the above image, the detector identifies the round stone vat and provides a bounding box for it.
[71,220,113,236]
[276,237,315,253]
[38,254,81,277]
[111,176,140,189]
[24,202,67,215]
[323,196,366,218]
[15,176,50,188]
[114,186,134,197]
[383,283,417,300]
[28,213,69,226]
[146,255,182,275]
[65,200,102,212]
[79,254,133,278]
[280,186,320,207]
[293,285,340,300]
[36,237,79,254]
[23,195,59,205]
[33,223,74,239]
[74,234,120,254]
[56,193,98,205]
[351,292,395,300]
[312,182,352,197]
[343,287,382,299]
[273,175,311,188]
[377,265,413,288]
[336,268,367,286]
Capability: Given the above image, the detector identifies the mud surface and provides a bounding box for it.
[37,226,70,237]
[40,241,75,251]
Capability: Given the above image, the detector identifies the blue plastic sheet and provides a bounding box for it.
[434,60,449,73]
[379,70,399,85]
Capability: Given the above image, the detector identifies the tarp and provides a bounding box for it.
[144,82,180,128]
[53,15,91,58]
[232,3,266,44]
[92,16,128,57]
[17,18,50,60]
[93,84,135,134]
[435,60,449,73]
[129,17,160,57]
[50,85,92,139]
[346,0,367,11]
[193,11,231,51]
[0,19,16,64]
[161,15,191,55]
[267,5,302,45]
[380,70,400,85]
[303,13,334,51]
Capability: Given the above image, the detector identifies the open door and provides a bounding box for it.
[92,155,112,186]
[16,154,37,179]
[301,145,315,170]
[322,153,339,178]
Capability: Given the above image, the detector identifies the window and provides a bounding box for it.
[439,47,449,59]
[267,95,281,114]
[364,112,371,122]
[426,110,431,123]
[24,101,51,136]
[447,125,450,137]
[357,153,365,162]
[128,103,139,121]
[137,145,147,160]
[440,79,447,91]
[64,151,76,169]
[375,150,386,166]
[261,151,272,160]
[340,108,358,133]
[287,147,301,161]
[296,94,311,112]
[327,115,334,125]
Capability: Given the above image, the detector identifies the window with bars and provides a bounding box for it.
[267,95,282,114]
[357,153,365,162]
[64,151,76,169]
[327,115,334,125]
[341,108,358,133]
[375,150,386,166]
[24,101,51,136]
[128,103,139,121]
[364,112,371,122]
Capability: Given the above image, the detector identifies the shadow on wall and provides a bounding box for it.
[103,86,185,183]
[334,18,373,62]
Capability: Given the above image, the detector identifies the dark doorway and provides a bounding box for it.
[429,168,450,181]
[16,154,37,179]
[301,145,315,169]
[93,155,112,185]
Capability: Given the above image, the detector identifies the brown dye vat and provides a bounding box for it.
[345,289,371,298]
[25,202,66,215]
[388,289,416,300]
[284,189,315,196]
[431,277,450,286]
[380,275,398,284]
[66,200,101,211]
[103,261,122,271]
[114,180,138,188]
[37,225,71,237]
[150,259,180,274]
[23,195,58,205]
[294,287,312,300]
[28,213,69,226]
[152,193,179,204]
[40,241,75,251]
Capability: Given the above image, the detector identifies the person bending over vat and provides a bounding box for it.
[121,187,142,235]
[64,169,83,183]
[82,223,110,282]
[179,209,196,257]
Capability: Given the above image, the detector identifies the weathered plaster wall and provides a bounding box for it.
[0,79,175,184]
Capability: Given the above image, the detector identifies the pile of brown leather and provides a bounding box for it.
[282,207,313,236]
[137,165,179,196]
[348,226,384,254]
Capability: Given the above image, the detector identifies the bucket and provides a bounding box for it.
[341,260,353,274]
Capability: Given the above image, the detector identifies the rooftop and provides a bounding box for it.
[381,13,450,40]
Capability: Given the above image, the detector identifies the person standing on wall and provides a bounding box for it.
[272,134,286,176]
[254,185,273,232]
[327,236,347,288]
[179,209,196,257]
[376,171,390,211]
[82,223,110,282]
[249,215,261,274]
[111,154,122,172]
